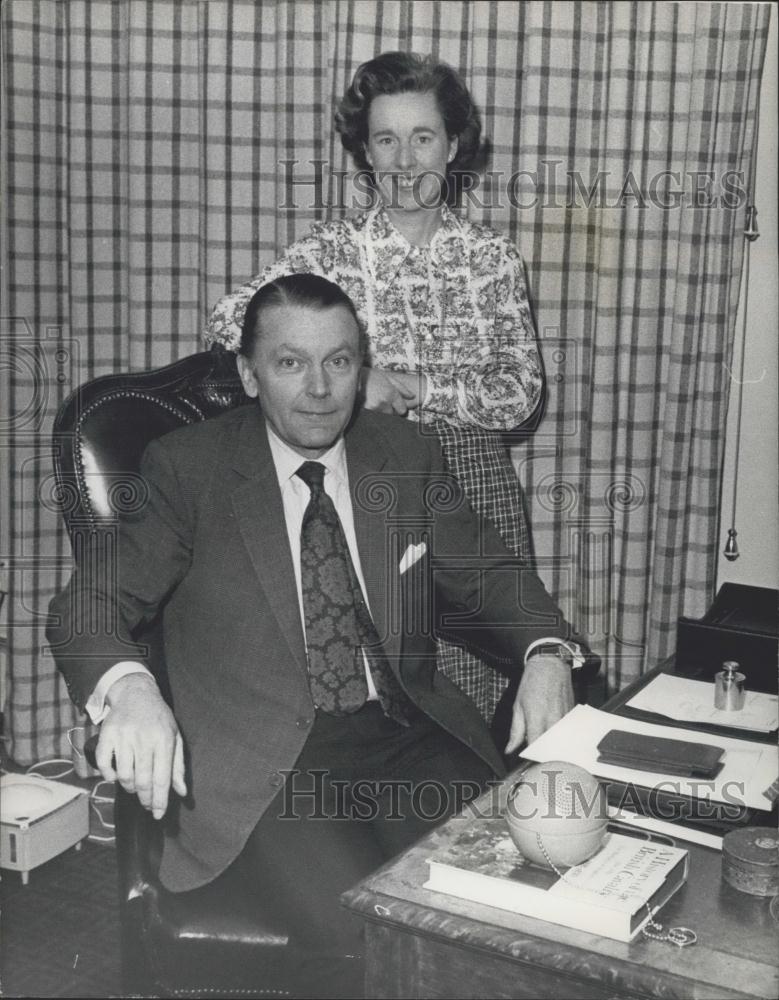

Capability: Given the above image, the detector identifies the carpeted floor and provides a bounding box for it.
[1,838,121,999]
[0,757,122,1000]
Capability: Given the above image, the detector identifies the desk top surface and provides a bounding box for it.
[343,780,779,1000]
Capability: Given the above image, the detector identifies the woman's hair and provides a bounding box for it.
[335,51,481,177]
[240,273,364,358]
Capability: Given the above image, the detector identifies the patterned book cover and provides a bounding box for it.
[431,817,558,892]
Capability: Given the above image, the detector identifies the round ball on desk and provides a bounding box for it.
[506,761,608,868]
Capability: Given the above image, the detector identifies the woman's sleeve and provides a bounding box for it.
[421,240,544,431]
[204,230,330,352]
[205,273,270,352]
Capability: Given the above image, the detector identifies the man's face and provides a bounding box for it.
[237,302,362,458]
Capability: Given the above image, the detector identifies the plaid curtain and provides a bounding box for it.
[2,1,769,762]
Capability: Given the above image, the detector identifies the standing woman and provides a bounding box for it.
[207,52,544,725]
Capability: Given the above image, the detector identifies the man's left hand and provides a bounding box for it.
[504,654,574,754]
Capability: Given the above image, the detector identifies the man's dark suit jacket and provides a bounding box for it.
[48,404,571,891]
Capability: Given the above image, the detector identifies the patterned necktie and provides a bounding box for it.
[296,461,412,724]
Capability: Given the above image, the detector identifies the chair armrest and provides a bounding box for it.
[84,733,100,770]
[84,734,163,897]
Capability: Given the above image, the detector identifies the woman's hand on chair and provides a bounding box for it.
[97,673,187,819]
[361,367,424,415]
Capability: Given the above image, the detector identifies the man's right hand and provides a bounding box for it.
[96,673,187,819]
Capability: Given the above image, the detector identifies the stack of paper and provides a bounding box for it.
[521,705,778,812]
[626,674,778,732]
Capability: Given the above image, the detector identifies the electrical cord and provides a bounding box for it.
[1,726,116,844]
[89,779,116,843]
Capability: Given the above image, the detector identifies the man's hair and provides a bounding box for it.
[240,273,364,357]
[335,51,481,177]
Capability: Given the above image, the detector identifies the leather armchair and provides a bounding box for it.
[52,347,304,998]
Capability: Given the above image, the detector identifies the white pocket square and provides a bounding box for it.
[399,541,427,575]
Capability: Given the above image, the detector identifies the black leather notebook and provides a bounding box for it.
[597,730,725,779]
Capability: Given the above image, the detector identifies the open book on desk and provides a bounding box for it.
[521,706,778,833]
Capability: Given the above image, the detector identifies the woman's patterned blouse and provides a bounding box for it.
[206,205,543,431]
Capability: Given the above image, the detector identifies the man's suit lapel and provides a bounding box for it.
[345,419,401,666]
[228,407,403,679]
[229,408,309,679]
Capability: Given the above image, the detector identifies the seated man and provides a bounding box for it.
[48,273,585,997]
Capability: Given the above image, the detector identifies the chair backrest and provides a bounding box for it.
[52,346,248,533]
[51,346,249,698]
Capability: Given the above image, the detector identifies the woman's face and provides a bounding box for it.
[365,90,458,215]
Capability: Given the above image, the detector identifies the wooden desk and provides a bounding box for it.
[342,782,779,999]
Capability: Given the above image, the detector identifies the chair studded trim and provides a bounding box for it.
[168,988,292,997]
[73,391,200,524]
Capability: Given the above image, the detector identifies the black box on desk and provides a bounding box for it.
[676,584,778,693]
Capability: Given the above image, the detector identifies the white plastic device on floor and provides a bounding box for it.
[0,773,89,884]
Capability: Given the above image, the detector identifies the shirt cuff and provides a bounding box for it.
[524,638,586,670]
[85,662,154,724]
